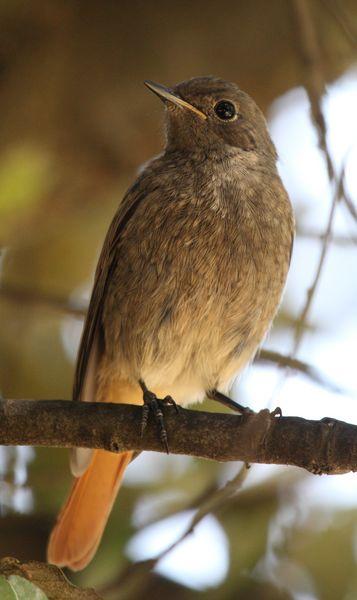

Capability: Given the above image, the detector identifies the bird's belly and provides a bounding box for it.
[143,283,282,404]
[102,248,287,406]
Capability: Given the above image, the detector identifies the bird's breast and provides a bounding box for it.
[101,164,294,402]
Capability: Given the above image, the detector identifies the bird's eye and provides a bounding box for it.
[214,100,237,121]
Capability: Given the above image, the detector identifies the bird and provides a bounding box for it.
[47,76,294,571]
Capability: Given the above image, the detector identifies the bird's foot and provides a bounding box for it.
[208,389,282,418]
[139,381,179,453]
[208,389,253,415]
[270,406,282,417]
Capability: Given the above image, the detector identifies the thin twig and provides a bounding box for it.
[258,349,342,393]
[291,0,356,219]
[321,0,357,48]
[341,188,357,222]
[0,283,87,318]
[291,0,333,177]
[159,464,249,557]
[107,465,249,595]
[292,169,342,352]
[297,228,357,246]
[289,0,355,355]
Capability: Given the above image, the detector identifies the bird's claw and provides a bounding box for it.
[140,388,177,453]
[161,395,180,413]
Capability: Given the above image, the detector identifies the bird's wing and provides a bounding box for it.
[73,184,150,404]
[70,185,151,475]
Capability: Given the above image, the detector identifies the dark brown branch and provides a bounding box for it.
[0,399,356,475]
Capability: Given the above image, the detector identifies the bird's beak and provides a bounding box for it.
[144,80,207,120]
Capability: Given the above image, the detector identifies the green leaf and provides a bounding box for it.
[0,559,101,599]
[7,575,49,600]
[0,575,17,600]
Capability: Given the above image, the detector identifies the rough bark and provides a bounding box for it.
[0,399,356,475]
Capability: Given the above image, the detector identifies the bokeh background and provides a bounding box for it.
[0,1,357,598]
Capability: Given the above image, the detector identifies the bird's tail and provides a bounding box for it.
[47,448,133,571]
[47,377,142,570]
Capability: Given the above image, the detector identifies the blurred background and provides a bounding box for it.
[0,1,357,598]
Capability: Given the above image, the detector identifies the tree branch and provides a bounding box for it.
[291,0,357,221]
[106,465,249,596]
[297,228,357,246]
[257,349,342,392]
[0,399,356,475]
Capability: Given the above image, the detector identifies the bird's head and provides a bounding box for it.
[145,76,277,162]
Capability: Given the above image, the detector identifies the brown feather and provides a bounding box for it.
[72,184,157,404]
[49,76,295,571]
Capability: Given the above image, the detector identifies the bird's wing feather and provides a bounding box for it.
[73,184,151,404]
[70,184,152,476]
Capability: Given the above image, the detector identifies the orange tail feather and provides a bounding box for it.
[47,449,132,571]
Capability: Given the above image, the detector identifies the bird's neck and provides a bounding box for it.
[161,146,278,179]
